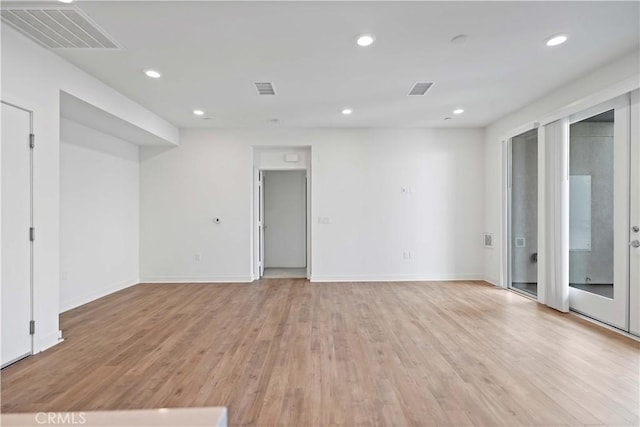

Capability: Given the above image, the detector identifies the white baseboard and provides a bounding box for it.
[60,278,139,313]
[483,275,501,287]
[35,329,64,353]
[139,276,253,284]
[310,274,484,283]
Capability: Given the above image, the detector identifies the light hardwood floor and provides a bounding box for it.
[2,280,638,426]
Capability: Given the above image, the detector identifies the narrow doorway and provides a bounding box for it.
[508,128,539,298]
[261,170,307,278]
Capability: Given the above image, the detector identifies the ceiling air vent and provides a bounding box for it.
[408,82,434,96]
[254,82,276,96]
[0,5,120,49]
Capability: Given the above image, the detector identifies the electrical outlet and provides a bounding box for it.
[403,251,412,260]
[194,254,201,262]
[61,271,68,280]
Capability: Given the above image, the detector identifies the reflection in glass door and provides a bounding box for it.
[509,129,538,297]
[569,110,615,298]
[568,96,629,330]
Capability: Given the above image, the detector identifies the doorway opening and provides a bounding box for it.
[253,146,311,281]
[262,170,307,278]
[507,128,539,298]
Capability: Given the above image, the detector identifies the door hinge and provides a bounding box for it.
[29,133,35,149]
[29,320,35,335]
[29,227,35,242]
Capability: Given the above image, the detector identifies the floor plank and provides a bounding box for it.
[1,280,638,426]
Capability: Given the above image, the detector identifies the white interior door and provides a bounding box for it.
[568,95,630,330]
[629,90,639,336]
[1,102,33,367]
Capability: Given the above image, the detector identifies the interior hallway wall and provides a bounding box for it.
[60,119,140,312]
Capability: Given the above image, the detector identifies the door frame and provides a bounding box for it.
[566,94,631,331]
[1,100,34,367]
[504,127,542,301]
[253,166,311,281]
[629,89,640,336]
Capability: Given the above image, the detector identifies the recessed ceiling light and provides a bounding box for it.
[193,109,204,116]
[144,69,161,79]
[341,108,353,115]
[545,34,568,47]
[453,108,464,115]
[58,0,73,3]
[356,34,375,47]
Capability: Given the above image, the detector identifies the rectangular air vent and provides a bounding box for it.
[408,82,434,96]
[254,82,276,95]
[1,6,119,49]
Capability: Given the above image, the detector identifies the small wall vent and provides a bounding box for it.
[1,5,120,49]
[408,82,434,96]
[254,82,276,96]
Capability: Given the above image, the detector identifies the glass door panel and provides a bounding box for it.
[509,129,538,297]
[569,96,629,330]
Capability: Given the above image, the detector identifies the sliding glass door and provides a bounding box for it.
[568,95,630,330]
[508,129,538,297]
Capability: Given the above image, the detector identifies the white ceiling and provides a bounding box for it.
[43,1,640,128]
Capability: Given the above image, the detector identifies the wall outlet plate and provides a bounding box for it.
[515,237,526,247]
[484,233,493,248]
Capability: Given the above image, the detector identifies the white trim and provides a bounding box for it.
[498,75,639,142]
[537,126,546,305]
[310,274,484,283]
[139,276,253,283]
[59,278,139,313]
[570,311,640,342]
[500,121,540,144]
[35,330,63,353]
[539,75,639,126]
[501,138,510,289]
[483,276,501,287]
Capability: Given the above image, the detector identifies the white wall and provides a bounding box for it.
[140,128,485,282]
[1,26,177,352]
[60,119,139,312]
[483,50,640,286]
[264,170,307,268]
